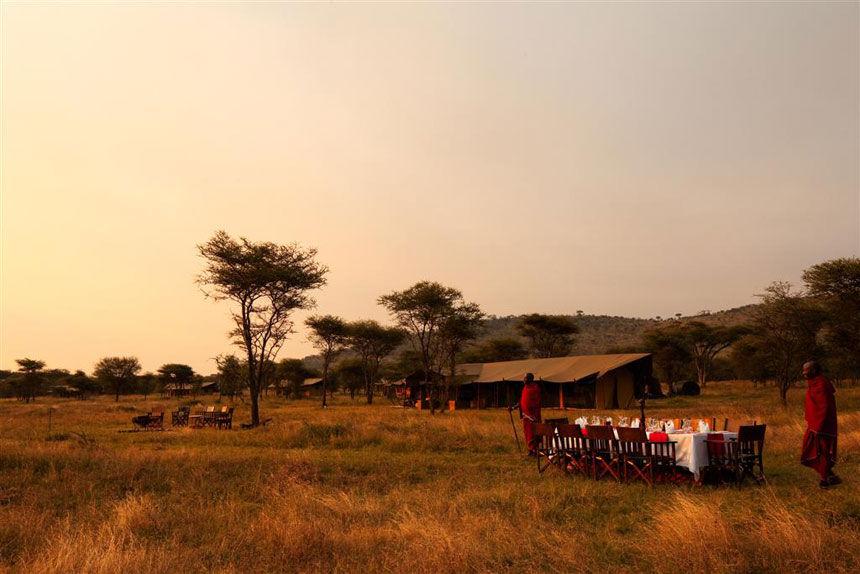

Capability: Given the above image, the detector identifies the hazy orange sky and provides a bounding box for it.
[2,2,858,374]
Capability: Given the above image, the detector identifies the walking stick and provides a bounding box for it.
[507,407,522,454]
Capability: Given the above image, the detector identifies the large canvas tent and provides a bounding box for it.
[453,354,652,409]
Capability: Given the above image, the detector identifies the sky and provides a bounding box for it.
[1,2,858,374]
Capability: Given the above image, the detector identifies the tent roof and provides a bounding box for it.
[456,353,651,384]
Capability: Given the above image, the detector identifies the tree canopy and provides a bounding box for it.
[516,314,579,358]
[93,356,142,402]
[803,257,860,383]
[459,337,529,363]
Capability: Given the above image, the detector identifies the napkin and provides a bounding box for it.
[575,417,588,427]
[631,418,640,428]
[698,420,710,433]
[649,432,669,442]
[663,420,675,433]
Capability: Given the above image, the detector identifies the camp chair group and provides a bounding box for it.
[188,406,234,429]
[531,419,679,487]
[131,408,164,430]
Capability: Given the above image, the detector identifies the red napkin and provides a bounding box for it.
[581,426,589,437]
[649,432,669,442]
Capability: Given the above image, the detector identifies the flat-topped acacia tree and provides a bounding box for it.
[197,231,328,426]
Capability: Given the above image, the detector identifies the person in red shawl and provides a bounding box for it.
[800,361,841,489]
[509,373,542,456]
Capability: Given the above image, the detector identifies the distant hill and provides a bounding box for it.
[299,305,760,367]
[477,308,758,356]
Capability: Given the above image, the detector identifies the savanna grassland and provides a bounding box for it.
[1,382,859,574]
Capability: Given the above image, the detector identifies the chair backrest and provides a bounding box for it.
[555,423,587,454]
[737,424,766,456]
[544,417,569,427]
[586,425,616,453]
[532,423,556,452]
[616,426,649,456]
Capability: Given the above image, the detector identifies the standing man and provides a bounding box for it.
[800,361,840,489]
[509,373,541,456]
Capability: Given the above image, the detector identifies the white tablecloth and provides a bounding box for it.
[649,431,737,478]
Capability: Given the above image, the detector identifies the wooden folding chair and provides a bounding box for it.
[736,424,766,487]
[650,435,679,484]
[616,426,655,486]
[585,425,620,482]
[171,406,190,427]
[532,423,558,474]
[556,424,589,478]
[216,407,234,430]
[203,406,216,427]
[704,433,738,487]
[147,408,164,430]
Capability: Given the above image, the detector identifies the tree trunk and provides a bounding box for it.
[321,360,329,408]
[250,389,260,425]
[779,381,789,406]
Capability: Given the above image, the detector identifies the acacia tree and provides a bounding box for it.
[754,282,825,405]
[460,337,529,363]
[803,257,860,385]
[138,372,158,399]
[642,327,693,392]
[434,303,484,407]
[305,315,349,408]
[346,320,405,404]
[676,321,749,388]
[157,364,195,394]
[516,314,579,358]
[13,358,46,403]
[333,358,365,400]
[94,356,141,401]
[215,354,246,401]
[730,335,773,387]
[378,281,469,408]
[63,370,100,400]
[198,231,328,426]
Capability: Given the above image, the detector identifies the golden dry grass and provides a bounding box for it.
[1,381,858,573]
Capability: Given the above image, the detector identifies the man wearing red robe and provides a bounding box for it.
[510,373,542,456]
[800,361,840,489]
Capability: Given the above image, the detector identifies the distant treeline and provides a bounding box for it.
[4,256,858,408]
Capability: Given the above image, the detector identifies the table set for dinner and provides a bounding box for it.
[538,415,758,485]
